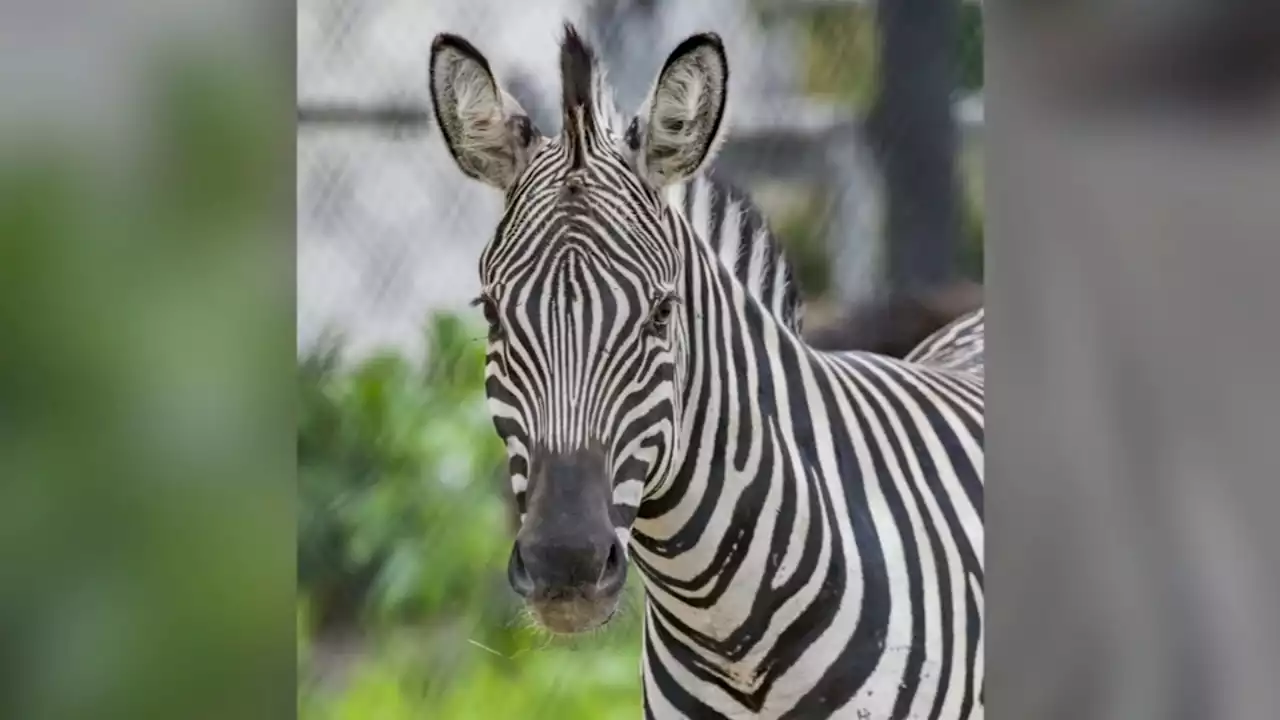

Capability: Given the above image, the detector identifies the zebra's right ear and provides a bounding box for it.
[629,33,730,189]
[430,33,542,191]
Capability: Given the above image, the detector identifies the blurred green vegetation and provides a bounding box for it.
[799,3,985,109]
[799,6,881,111]
[0,41,293,720]
[957,4,986,91]
[773,192,836,300]
[296,316,644,719]
[960,145,986,282]
[786,4,986,293]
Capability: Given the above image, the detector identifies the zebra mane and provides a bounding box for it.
[558,24,625,141]
[666,173,806,334]
[560,24,604,169]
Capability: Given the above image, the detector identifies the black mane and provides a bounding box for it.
[559,23,597,169]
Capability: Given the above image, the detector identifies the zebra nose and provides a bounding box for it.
[508,534,627,599]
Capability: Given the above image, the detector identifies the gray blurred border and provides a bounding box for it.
[988,2,1280,718]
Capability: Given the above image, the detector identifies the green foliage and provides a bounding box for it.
[795,6,986,296]
[298,314,643,718]
[1,46,292,720]
[799,6,879,110]
[798,4,984,108]
[959,144,985,282]
[298,315,509,626]
[961,196,985,283]
[957,5,986,92]
[771,191,834,300]
[308,642,640,720]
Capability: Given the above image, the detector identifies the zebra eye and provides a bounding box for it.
[645,294,678,338]
[471,293,503,341]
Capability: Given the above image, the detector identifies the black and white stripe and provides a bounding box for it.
[905,307,985,380]
[631,250,984,718]
[430,24,982,720]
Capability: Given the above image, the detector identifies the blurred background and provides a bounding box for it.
[5,1,1277,719]
[296,0,983,717]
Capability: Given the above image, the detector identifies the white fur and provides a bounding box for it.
[591,59,626,135]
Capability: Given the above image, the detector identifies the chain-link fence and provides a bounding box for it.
[298,0,984,362]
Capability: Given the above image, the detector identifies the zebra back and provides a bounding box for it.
[904,306,985,379]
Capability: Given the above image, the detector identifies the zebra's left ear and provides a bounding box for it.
[629,33,729,189]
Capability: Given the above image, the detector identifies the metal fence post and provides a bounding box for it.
[867,0,964,297]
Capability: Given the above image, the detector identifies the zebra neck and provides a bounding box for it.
[630,234,842,679]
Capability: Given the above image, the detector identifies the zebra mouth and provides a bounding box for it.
[527,593,622,635]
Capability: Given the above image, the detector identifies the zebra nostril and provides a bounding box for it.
[508,543,535,598]
[597,538,627,594]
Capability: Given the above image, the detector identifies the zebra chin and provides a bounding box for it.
[524,593,622,635]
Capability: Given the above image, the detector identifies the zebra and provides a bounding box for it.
[428,23,984,720]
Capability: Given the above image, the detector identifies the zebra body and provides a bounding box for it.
[636,278,983,717]
[429,24,982,719]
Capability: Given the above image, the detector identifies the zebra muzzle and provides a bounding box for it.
[509,446,629,632]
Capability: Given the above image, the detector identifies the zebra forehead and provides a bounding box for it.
[494,198,659,256]
[516,245,647,297]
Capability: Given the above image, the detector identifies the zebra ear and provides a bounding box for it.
[632,33,729,188]
[430,33,542,191]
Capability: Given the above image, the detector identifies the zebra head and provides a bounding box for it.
[430,23,730,633]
